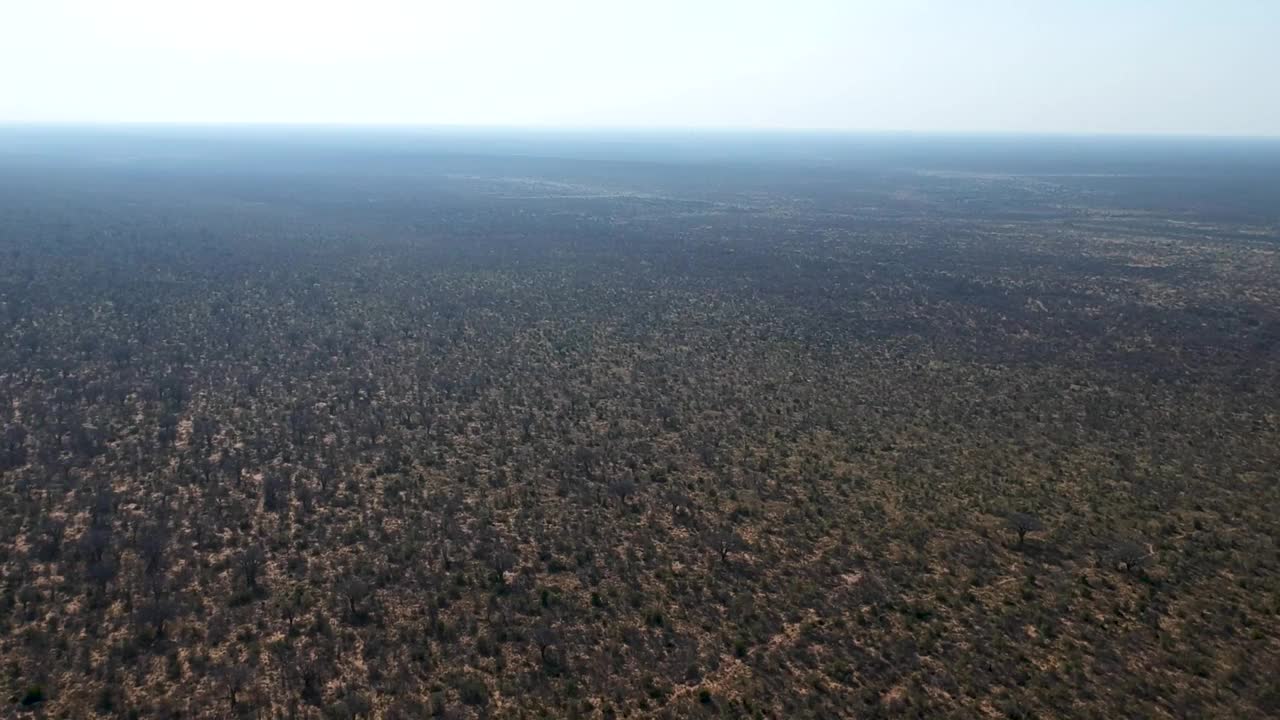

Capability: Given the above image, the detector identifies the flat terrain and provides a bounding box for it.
[1,130,1278,718]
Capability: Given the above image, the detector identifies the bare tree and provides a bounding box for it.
[135,597,176,640]
[237,545,265,591]
[80,526,112,565]
[217,662,252,710]
[609,477,636,506]
[665,487,692,516]
[708,527,745,564]
[490,547,518,588]
[276,586,310,632]
[34,518,65,562]
[1006,512,1045,547]
[137,525,169,577]
[263,474,288,513]
[338,576,372,622]
[1111,540,1148,574]
[533,624,558,662]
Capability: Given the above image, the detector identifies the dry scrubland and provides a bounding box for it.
[0,142,1278,718]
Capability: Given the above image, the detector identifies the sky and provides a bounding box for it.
[1,0,1277,136]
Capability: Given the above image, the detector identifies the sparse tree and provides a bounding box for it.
[135,597,176,640]
[217,662,252,710]
[1112,540,1148,574]
[1006,512,1045,547]
[533,624,558,662]
[609,477,636,506]
[138,525,169,577]
[80,526,112,565]
[490,548,518,588]
[237,545,265,591]
[263,474,288,513]
[708,527,745,564]
[338,576,371,621]
[276,586,310,632]
[666,487,692,516]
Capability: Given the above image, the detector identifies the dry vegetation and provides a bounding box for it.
[1,138,1278,718]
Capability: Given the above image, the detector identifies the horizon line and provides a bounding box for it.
[2,120,1278,142]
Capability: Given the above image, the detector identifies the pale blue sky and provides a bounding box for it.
[2,0,1276,135]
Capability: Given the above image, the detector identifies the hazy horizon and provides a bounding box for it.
[6,121,1280,140]
[3,1,1278,137]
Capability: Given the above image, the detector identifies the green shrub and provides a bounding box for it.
[22,684,45,706]
[456,675,489,706]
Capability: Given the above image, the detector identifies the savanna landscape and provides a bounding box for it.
[0,129,1277,718]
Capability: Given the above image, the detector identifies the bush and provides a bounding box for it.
[21,684,45,706]
[457,675,489,706]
